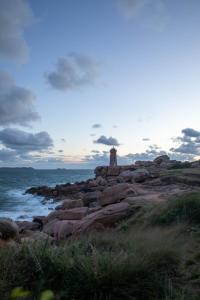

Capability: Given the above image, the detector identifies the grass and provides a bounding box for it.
[160,168,200,186]
[0,229,183,300]
[150,193,200,226]
[1,192,200,299]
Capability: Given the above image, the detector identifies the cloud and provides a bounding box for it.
[0,148,17,162]
[46,53,99,91]
[117,0,168,31]
[0,71,40,126]
[125,144,167,161]
[92,124,102,129]
[170,128,200,156]
[83,142,194,168]
[91,150,100,154]
[0,0,34,63]
[0,128,53,152]
[84,152,109,166]
[182,128,200,138]
[171,143,199,155]
[94,135,120,146]
[142,138,150,141]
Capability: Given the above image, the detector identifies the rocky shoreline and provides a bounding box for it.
[1,155,200,246]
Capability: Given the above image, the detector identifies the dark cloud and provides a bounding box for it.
[94,135,120,146]
[58,149,63,153]
[170,128,200,156]
[0,0,34,63]
[92,124,102,129]
[0,128,53,152]
[46,53,99,91]
[0,71,40,126]
[182,128,200,138]
[171,143,199,155]
[0,148,17,162]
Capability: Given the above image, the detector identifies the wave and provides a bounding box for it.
[1,189,57,221]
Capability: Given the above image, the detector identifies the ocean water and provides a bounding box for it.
[0,168,93,221]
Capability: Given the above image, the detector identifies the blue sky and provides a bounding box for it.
[1,0,200,168]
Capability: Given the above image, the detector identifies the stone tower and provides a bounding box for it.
[110,147,117,167]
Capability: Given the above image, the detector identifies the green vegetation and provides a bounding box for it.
[1,193,200,299]
[0,231,182,300]
[160,168,200,186]
[150,193,200,225]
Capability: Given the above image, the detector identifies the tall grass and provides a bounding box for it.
[0,228,182,300]
[150,193,200,226]
[1,192,200,299]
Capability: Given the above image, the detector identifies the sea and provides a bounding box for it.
[0,168,93,221]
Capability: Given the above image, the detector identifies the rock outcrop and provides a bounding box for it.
[99,183,136,206]
[14,155,198,244]
[74,202,130,234]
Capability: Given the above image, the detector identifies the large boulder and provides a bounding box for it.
[119,169,150,183]
[58,199,83,210]
[16,221,41,232]
[0,219,19,240]
[153,155,170,165]
[43,203,130,239]
[43,219,58,236]
[75,202,130,234]
[45,207,88,223]
[55,220,82,240]
[99,183,137,206]
[132,168,150,183]
[95,176,107,186]
[82,191,102,206]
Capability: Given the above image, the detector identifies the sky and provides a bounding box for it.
[1,0,200,168]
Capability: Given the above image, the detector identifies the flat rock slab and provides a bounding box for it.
[74,202,130,234]
[99,183,137,206]
[44,207,88,223]
[44,219,81,240]
[60,199,83,210]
